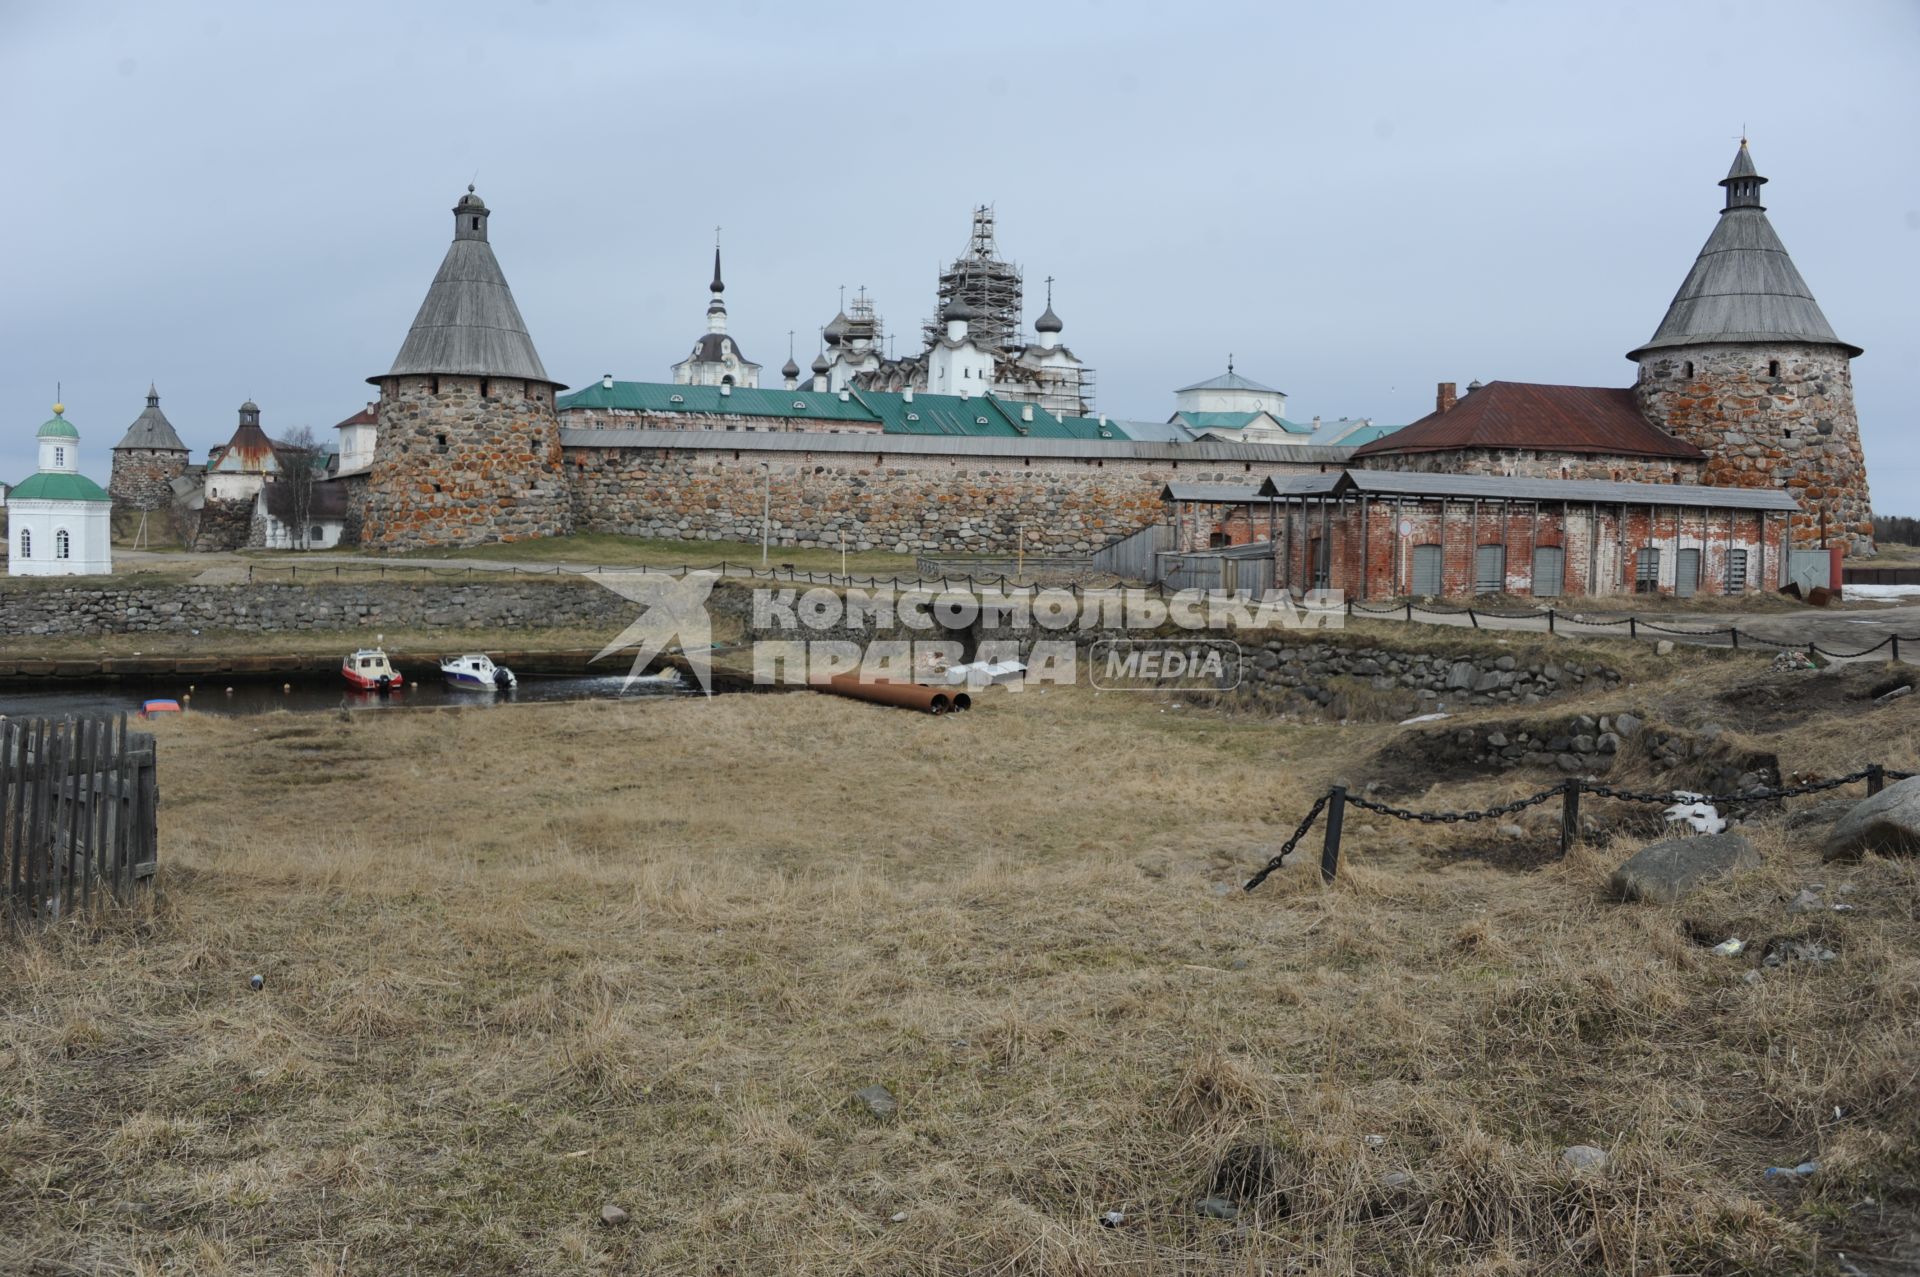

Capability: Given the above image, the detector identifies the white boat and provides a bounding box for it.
[440,653,516,691]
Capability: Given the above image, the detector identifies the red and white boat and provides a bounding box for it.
[342,647,404,692]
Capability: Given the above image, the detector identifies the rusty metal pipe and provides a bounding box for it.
[815,675,971,714]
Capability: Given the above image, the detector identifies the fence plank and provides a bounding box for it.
[1,715,156,930]
[0,721,14,919]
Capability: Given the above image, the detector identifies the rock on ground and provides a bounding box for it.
[1609,832,1759,903]
[1824,775,1920,862]
[1560,1145,1609,1172]
[854,1083,898,1119]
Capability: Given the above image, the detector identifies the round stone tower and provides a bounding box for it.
[109,384,191,510]
[359,187,573,550]
[1630,142,1872,554]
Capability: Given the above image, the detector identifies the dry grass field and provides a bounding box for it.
[3,654,1918,1274]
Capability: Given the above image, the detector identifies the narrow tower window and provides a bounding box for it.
[471,217,479,230]
[1769,359,1781,378]
[18,529,29,558]
[1684,361,1695,379]
[56,529,70,559]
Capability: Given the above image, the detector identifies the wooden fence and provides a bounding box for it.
[1,715,158,927]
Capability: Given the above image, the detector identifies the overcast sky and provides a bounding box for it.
[3,1,1916,505]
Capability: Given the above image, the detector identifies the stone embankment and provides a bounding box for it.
[0,580,632,638]
[1241,640,1624,708]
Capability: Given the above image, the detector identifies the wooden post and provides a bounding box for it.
[1867,764,1884,797]
[1561,777,1581,856]
[1320,785,1347,884]
[1547,608,1556,635]
[0,720,15,918]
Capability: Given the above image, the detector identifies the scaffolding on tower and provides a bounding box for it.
[923,205,1024,354]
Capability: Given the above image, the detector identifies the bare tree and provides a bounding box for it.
[265,425,324,550]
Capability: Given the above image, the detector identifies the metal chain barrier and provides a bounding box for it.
[1247,762,1913,891]
[1242,792,1331,892]
[1345,787,1562,824]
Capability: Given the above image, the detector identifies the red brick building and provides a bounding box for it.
[1166,470,1796,599]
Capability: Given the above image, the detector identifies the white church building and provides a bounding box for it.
[8,404,113,576]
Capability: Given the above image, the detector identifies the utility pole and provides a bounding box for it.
[760,463,772,567]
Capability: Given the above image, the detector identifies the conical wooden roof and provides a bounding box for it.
[114,384,188,451]
[376,188,560,387]
[1629,144,1859,360]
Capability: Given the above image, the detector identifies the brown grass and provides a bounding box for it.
[1,662,1917,1274]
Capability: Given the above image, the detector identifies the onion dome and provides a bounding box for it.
[811,352,831,375]
[1034,304,1063,334]
[239,399,260,414]
[782,356,801,378]
[38,405,79,440]
[823,311,849,347]
[943,299,979,323]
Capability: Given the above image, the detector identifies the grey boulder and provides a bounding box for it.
[1609,832,1760,903]
[1824,776,1920,862]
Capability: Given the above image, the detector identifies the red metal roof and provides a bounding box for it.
[332,404,378,429]
[1352,382,1702,461]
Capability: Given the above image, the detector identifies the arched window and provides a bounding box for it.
[53,446,65,467]
[18,528,30,558]
[55,529,71,559]
[1684,361,1695,379]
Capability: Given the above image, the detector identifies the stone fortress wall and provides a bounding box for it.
[359,375,574,552]
[107,447,187,511]
[1634,344,1872,552]
[561,438,1335,556]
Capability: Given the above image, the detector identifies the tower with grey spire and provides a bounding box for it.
[109,383,191,510]
[1631,141,1873,554]
[672,241,762,388]
[359,187,574,550]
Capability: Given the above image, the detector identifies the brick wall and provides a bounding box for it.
[1255,496,1786,599]
[360,375,574,551]
[562,443,1330,556]
[1635,344,1872,553]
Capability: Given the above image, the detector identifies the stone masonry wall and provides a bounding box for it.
[189,497,256,553]
[563,443,1329,556]
[0,579,632,637]
[109,447,189,510]
[1368,448,1703,484]
[1635,343,1872,553]
[360,375,574,551]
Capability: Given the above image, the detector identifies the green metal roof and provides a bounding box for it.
[9,471,111,502]
[1174,410,1312,435]
[557,381,881,426]
[37,412,80,440]
[556,380,1130,441]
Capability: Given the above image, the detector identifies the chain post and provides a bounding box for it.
[1406,601,1413,621]
[1894,634,1902,664]
[1628,617,1636,638]
[1320,785,1347,884]
[1560,777,1581,856]
[1807,641,1817,661]
[1547,608,1555,635]
[1868,763,1885,796]
[1731,627,1739,650]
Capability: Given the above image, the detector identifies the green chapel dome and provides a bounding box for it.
[38,405,80,440]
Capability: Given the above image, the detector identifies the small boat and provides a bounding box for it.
[441,653,516,691]
[140,699,182,718]
[343,647,404,692]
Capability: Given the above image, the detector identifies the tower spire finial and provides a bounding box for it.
[1227,353,1234,375]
